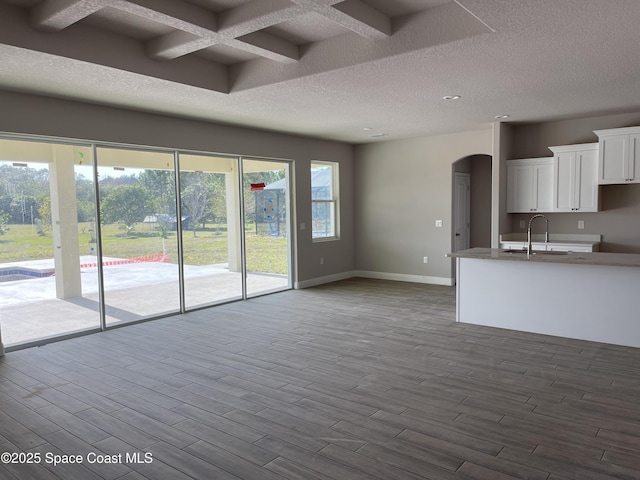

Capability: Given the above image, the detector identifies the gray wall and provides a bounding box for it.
[469,155,492,247]
[507,111,640,252]
[0,90,355,284]
[354,129,492,283]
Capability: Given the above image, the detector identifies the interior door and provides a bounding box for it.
[454,173,470,252]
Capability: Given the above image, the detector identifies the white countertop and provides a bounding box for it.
[448,248,640,269]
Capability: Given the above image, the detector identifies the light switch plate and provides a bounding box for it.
[435,220,443,227]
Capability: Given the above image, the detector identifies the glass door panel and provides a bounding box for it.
[242,158,291,297]
[97,147,179,325]
[179,153,242,308]
[0,139,100,346]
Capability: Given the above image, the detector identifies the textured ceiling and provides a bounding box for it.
[0,0,640,143]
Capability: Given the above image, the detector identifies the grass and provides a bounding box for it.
[0,223,288,274]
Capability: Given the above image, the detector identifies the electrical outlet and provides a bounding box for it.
[578,220,585,229]
[423,257,428,263]
[320,257,324,265]
[435,220,443,228]
[520,220,525,229]
[300,223,305,230]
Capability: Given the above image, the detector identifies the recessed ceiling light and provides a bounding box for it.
[443,95,461,100]
[363,127,373,131]
[494,114,510,119]
[369,133,387,138]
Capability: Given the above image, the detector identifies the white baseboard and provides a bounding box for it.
[295,270,454,288]
[295,271,356,289]
[354,270,454,286]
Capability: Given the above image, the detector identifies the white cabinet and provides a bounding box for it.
[594,126,640,184]
[546,244,596,253]
[549,143,599,212]
[507,158,554,213]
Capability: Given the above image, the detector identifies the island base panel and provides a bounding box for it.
[456,257,640,348]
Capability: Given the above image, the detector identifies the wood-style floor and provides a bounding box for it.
[0,278,639,480]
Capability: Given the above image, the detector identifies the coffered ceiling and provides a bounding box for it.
[1,0,640,143]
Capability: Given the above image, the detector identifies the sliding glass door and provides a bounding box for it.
[242,158,291,297]
[0,138,100,346]
[179,153,243,308]
[97,147,180,325]
[1,136,294,349]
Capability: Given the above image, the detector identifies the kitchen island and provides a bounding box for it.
[448,248,640,348]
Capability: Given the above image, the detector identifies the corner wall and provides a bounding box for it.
[0,90,355,286]
[354,129,492,284]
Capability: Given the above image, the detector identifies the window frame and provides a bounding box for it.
[311,160,340,242]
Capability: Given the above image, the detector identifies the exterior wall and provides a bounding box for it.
[0,90,355,285]
[354,129,492,284]
[508,111,640,253]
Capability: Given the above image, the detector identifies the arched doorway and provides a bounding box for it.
[452,154,492,279]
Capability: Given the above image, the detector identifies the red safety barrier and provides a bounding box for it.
[79,253,172,269]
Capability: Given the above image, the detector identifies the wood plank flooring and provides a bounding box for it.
[1,278,639,479]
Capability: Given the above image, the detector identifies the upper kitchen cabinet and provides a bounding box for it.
[507,157,554,213]
[594,126,640,184]
[549,143,599,212]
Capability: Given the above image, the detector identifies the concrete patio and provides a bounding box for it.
[0,258,289,347]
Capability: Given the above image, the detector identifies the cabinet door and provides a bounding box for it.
[629,134,640,183]
[599,135,628,184]
[507,164,533,213]
[554,151,575,212]
[576,149,598,211]
[533,162,554,212]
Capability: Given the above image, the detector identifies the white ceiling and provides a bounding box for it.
[1,0,640,144]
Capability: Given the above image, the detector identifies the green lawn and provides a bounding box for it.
[0,223,288,274]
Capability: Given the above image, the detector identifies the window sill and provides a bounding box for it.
[312,236,339,243]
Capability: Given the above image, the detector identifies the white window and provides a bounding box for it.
[311,161,339,241]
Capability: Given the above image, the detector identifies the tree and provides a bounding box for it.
[37,195,52,232]
[0,164,49,223]
[100,184,149,235]
[0,213,9,236]
[181,182,209,237]
[139,170,176,216]
[207,175,227,233]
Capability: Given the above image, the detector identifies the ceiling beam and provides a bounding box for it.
[112,0,218,35]
[30,0,110,32]
[231,2,492,92]
[291,0,391,39]
[236,31,299,62]
[121,0,299,63]
[331,0,392,38]
[216,0,304,38]
[146,30,215,61]
[0,3,230,94]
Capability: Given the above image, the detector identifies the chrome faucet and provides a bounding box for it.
[527,214,549,256]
